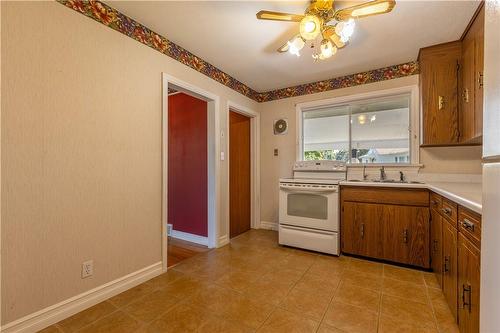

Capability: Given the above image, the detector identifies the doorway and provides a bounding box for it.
[167,91,208,266]
[162,74,220,272]
[229,111,251,238]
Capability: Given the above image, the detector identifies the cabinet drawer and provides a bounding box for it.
[430,193,442,212]
[458,206,481,247]
[341,187,429,206]
[441,198,458,228]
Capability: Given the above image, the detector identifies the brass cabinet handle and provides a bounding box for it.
[441,208,452,216]
[360,223,365,239]
[438,96,445,110]
[478,72,484,88]
[444,256,450,272]
[462,284,472,312]
[461,218,475,232]
[403,229,409,243]
[431,200,438,206]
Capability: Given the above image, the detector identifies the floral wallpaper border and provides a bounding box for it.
[57,0,419,103]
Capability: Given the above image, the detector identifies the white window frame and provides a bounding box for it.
[295,85,420,166]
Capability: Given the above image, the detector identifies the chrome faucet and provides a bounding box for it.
[380,166,386,181]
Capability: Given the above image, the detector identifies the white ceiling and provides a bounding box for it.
[109,1,480,92]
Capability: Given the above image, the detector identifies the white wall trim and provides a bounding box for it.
[295,84,420,165]
[218,234,230,247]
[170,230,208,246]
[1,262,162,333]
[162,73,220,271]
[226,101,261,232]
[260,221,278,231]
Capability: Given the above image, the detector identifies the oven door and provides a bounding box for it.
[279,183,339,231]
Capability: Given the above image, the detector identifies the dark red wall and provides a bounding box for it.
[168,93,208,237]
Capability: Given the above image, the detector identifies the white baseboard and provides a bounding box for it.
[1,262,162,333]
[217,234,229,247]
[170,229,208,246]
[260,221,278,231]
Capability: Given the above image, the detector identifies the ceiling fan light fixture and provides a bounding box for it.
[287,36,305,56]
[350,1,392,17]
[335,18,355,43]
[320,39,336,59]
[300,15,322,40]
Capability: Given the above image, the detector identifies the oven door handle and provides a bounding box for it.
[279,185,338,193]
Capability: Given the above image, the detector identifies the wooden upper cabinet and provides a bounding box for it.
[419,42,461,146]
[458,233,480,333]
[419,3,484,147]
[460,4,484,144]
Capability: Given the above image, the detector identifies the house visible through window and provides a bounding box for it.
[301,94,411,164]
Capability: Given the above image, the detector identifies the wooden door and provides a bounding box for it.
[430,209,443,287]
[229,111,251,238]
[419,42,460,145]
[382,205,430,268]
[458,233,480,333]
[342,202,382,258]
[443,222,458,321]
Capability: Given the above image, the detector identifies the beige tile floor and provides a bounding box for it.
[40,230,459,333]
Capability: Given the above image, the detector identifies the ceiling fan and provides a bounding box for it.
[256,0,396,61]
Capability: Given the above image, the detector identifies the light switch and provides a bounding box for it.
[220,152,225,160]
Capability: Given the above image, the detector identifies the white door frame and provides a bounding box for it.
[226,101,261,233]
[162,73,220,272]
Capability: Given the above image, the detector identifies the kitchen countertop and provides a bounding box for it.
[340,180,482,214]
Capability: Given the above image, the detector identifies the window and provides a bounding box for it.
[300,93,412,164]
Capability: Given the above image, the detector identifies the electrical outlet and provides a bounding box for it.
[81,260,93,279]
[167,224,173,236]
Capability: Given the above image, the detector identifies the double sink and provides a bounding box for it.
[346,179,425,184]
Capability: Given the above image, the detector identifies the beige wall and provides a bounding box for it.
[259,75,482,223]
[1,2,258,324]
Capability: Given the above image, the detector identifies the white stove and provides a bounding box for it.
[278,160,347,255]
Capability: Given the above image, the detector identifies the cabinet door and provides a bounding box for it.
[382,205,430,268]
[458,233,480,333]
[461,5,484,143]
[461,32,476,142]
[420,42,460,145]
[342,202,382,258]
[430,209,443,287]
[473,5,484,138]
[443,222,458,321]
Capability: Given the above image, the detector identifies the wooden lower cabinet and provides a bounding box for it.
[382,205,430,268]
[443,221,458,320]
[341,200,429,268]
[430,208,443,287]
[342,202,383,259]
[458,233,480,333]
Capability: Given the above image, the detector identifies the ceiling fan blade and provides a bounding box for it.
[322,26,346,48]
[256,10,305,22]
[334,0,396,21]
